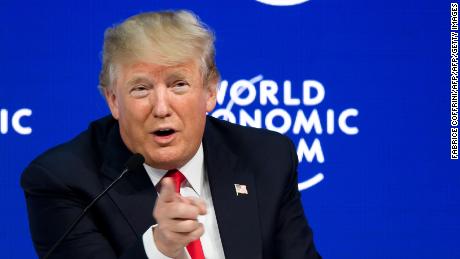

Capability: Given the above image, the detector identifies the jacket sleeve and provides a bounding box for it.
[274,137,322,259]
[20,162,148,259]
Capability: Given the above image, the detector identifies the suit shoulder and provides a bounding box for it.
[206,115,293,149]
[21,116,116,187]
[205,116,296,167]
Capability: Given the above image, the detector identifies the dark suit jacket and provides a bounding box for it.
[21,115,320,259]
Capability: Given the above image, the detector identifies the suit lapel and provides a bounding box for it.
[100,123,157,237]
[203,119,262,259]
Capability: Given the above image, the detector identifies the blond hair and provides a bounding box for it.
[98,10,219,91]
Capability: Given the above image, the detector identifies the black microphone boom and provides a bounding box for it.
[42,153,145,259]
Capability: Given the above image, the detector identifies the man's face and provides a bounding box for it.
[105,59,217,169]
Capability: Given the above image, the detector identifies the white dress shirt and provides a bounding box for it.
[142,144,226,259]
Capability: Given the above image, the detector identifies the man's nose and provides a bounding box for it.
[152,88,171,118]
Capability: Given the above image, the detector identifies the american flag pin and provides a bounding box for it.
[234,184,248,196]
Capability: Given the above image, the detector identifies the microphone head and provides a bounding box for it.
[124,153,145,171]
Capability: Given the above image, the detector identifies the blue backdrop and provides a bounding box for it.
[1,0,458,258]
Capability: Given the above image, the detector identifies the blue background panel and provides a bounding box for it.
[0,0,458,258]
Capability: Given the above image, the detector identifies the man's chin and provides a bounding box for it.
[143,149,185,170]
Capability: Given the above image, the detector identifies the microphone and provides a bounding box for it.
[42,153,145,259]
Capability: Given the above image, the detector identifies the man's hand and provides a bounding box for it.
[153,178,207,258]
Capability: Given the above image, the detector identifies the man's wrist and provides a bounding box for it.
[142,224,174,259]
[152,225,186,259]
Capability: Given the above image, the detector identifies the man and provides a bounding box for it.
[21,10,321,259]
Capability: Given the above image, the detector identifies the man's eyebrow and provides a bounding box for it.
[126,76,152,86]
[166,72,188,81]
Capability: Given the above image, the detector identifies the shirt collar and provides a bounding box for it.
[143,143,204,196]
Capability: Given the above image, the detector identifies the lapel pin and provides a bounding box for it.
[234,184,248,196]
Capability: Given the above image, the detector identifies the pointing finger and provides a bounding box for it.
[159,178,177,202]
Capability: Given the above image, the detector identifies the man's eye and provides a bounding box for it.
[130,86,149,97]
[172,81,190,93]
[174,81,189,88]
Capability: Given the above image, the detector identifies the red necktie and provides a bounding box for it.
[164,169,205,259]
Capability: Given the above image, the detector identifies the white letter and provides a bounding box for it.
[283,80,300,105]
[0,109,7,134]
[239,109,262,128]
[230,80,256,106]
[292,109,322,134]
[259,80,279,105]
[12,108,32,135]
[216,80,229,105]
[297,138,324,163]
[303,80,325,105]
[327,109,334,134]
[211,109,236,123]
[265,108,292,134]
[338,108,359,135]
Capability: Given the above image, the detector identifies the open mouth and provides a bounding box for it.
[153,129,176,137]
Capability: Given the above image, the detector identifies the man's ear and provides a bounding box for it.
[103,87,120,119]
[205,78,218,112]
